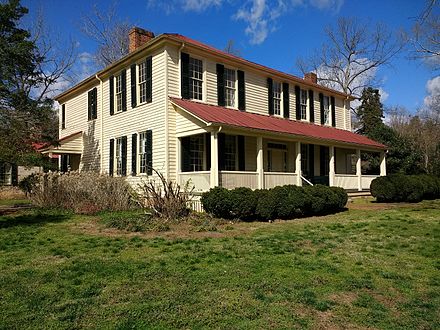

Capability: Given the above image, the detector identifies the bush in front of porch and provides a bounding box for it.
[201,185,348,221]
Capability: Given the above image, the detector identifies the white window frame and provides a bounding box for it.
[323,96,330,126]
[273,81,282,116]
[189,56,204,101]
[189,134,205,172]
[114,74,123,113]
[138,61,148,105]
[224,67,237,108]
[300,89,308,121]
[138,131,148,175]
[115,137,123,176]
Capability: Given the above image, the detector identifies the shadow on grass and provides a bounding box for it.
[0,210,73,229]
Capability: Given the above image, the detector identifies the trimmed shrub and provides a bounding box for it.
[201,187,232,219]
[371,174,440,203]
[229,187,258,220]
[202,184,348,221]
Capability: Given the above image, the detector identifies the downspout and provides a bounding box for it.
[96,74,104,174]
[164,49,169,180]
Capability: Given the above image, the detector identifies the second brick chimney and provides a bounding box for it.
[304,72,317,84]
[129,27,155,53]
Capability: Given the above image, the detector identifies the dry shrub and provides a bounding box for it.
[135,169,193,220]
[0,186,26,200]
[29,171,134,214]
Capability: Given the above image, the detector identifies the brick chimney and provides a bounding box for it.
[304,72,317,84]
[129,27,155,53]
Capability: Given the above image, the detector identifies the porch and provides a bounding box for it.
[176,132,386,192]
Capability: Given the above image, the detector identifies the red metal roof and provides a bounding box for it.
[170,97,386,150]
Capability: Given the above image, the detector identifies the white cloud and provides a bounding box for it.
[378,88,389,103]
[424,75,440,107]
[310,0,344,11]
[182,0,224,12]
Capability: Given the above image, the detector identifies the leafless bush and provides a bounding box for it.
[29,171,134,214]
[135,168,194,220]
[0,186,26,200]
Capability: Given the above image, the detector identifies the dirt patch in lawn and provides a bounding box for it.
[70,217,270,240]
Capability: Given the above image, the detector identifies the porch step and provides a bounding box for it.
[346,190,372,198]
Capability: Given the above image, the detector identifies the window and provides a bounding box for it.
[267,142,288,172]
[225,68,236,107]
[88,88,97,120]
[115,74,123,112]
[0,162,12,185]
[301,144,309,176]
[273,81,282,116]
[224,135,237,170]
[190,57,203,100]
[138,132,148,174]
[115,137,123,175]
[323,96,330,125]
[138,61,147,104]
[300,89,308,120]
[190,135,204,171]
[61,104,65,129]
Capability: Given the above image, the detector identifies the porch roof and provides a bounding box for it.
[170,98,386,150]
[39,131,83,155]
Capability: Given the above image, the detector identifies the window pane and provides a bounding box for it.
[139,132,148,174]
[190,135,204,171]
[115,74,123,112]
[116,138,123,175]
[138,62,147,104]
[300,89,307,120]
[224,135,236,170]
[273,82,281,115]
[190,57,203,100]
[225,68,236,107]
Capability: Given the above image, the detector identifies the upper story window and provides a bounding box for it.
[323,96,330,125]
[115,74,123,113]
[61,104,66,129]
[273,81,282,116]
[88,88,97,121]
[138,62,147,104]
[190,57,203,100]
[300,89,308,120]
[225,68,236,107]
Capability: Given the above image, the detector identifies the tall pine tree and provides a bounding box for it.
[356,88,384,135]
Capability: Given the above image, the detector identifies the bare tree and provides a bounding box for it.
[224,39,241,56]
[297,17,404,116]
[80,2,131,68]
[411,0,439,70]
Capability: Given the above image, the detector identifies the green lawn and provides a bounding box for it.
[0,201,439,329]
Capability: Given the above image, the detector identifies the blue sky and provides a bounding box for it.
[22,0,437,113]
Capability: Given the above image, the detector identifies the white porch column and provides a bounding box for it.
[329,146,335,187]
[210,131,219,188]
[295,141,302,186]
[257,136,264,189]
[356,149,362,191]
[380,151,387,176]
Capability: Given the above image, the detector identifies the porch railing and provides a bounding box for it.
[220,171,258,190]
[178,171,210,192]
[334,174,358,190]
[264,172,297,189]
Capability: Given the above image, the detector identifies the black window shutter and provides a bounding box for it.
[282,82,289,118]
[87,90,91,121]
[130,64,137,108]
[146,130,153,175]
[121,70,127,112]
[295,85,301,120]
[93,88,98,119]
[109,139,114,176]
[205,133,211,171]
[238,135,245,171]
[267,78,274,115]
[11,163,18,186]
[61,104,66,129]
[109,76,114,115]
[309,144,315,178]
[146,56,152,103]
[181,52,190,99]
[237,70,246,111]
[308,90,314,123]
[319,93,324,125]
[331,96,336,127]
[218,133,225,170]
[121,136,127,176]
[131,133,137,176]
[181,136,191,172]
[216,64,225,106]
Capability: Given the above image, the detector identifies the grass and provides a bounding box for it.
[0,200,439,329]
[0,199,31,206]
